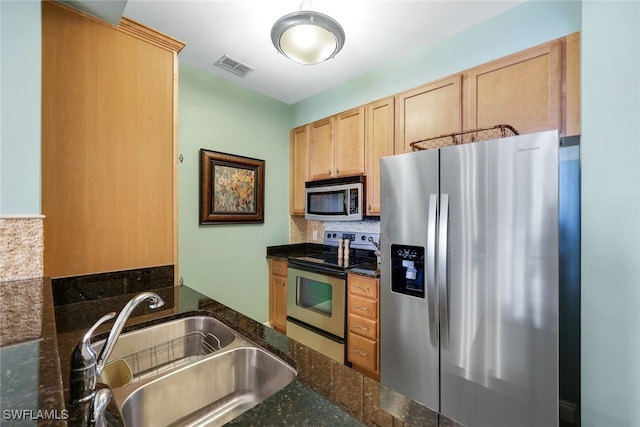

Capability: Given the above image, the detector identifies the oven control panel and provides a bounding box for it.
[324,230,380,251]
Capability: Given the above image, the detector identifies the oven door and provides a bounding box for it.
[286,267,346,339]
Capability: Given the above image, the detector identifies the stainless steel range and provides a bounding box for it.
[286,231,379,363]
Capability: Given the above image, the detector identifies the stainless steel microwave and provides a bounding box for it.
[304,176,365,221]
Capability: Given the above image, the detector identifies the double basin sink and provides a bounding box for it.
[91,315,297,426]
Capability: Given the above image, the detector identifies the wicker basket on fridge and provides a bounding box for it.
[410,124,519,151]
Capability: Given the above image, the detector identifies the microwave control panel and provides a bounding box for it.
[349,189,359,214]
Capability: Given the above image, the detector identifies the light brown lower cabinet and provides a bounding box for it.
[269,259,288,334]
[347,273,380,380]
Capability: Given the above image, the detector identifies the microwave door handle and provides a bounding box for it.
[344,192,349,215]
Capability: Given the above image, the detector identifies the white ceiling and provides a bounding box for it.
[122,0,523,105]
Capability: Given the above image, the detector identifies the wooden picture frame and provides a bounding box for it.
[200,149,265,224]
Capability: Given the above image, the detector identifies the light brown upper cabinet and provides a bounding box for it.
[468,40,561,136]
[365,97,395,216]
[290,125,309,215]
[308,108,365,181]
[42,2,184,278]
[395,75,463,154]
[563,32,581,137]
[308,117,335,180]
[335,107,366,177]
[290,33,580,217]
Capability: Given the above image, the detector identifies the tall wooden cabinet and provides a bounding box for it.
[42,2,184,278]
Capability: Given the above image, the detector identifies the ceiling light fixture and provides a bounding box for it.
[271,1,345,66]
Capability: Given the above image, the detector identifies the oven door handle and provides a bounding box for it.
[286,261,346,279]
[286,316,345,344]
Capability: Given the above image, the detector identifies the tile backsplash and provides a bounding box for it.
[0,216,44,281]
[0,216,45,345]
[289,216,380,244]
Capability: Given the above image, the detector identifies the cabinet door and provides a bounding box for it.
[365,97,394,216]
[290,125,309,215]
[349,295,377,321]
[395,75,462,154]
[349,274,379,300]
[334,107,365,177]
[348,333,378,373]
[270,274,287,334]
[349,314,378,341]
[563,32,581,137]
[308,117,334,180]
[469,40,561,135]
[269,259,288,334]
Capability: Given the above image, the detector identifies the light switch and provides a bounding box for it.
[312,230,318,241]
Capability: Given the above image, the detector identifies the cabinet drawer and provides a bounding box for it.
[270,259,287,277]
[348,275,378,300]
[348,313,377,341]
[348,333,378,373]
[348,295,377,321]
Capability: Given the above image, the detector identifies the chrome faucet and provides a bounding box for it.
[69,292,165,406]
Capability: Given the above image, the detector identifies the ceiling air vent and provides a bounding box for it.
[214,55,255,78]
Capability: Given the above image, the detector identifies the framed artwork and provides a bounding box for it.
[200,149,265,224]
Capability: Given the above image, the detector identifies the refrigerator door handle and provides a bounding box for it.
[438,194,450,349]
[427,194,438,346]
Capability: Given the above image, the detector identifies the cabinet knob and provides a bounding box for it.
[328,169,332,175]
[336,168,340,175]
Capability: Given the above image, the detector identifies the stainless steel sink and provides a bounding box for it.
[116,346,297,427]
[92,316,237,384]
[92,315,297,426]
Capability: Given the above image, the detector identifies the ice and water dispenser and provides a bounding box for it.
[390,244,425,298]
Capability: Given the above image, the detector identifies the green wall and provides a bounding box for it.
[177,64,291,323]
[0,0,41,215]
[581,2,640,425]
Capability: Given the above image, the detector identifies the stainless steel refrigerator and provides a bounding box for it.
[380,130,560,427]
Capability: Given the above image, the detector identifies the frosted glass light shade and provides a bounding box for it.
[271,11,345,65]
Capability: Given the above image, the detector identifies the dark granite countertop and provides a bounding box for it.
[266,242,323,261]
[0,269,440,426]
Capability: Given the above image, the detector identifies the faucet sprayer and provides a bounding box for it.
[69,292,165,406]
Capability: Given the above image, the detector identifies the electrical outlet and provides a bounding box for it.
[312,230,318,241]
